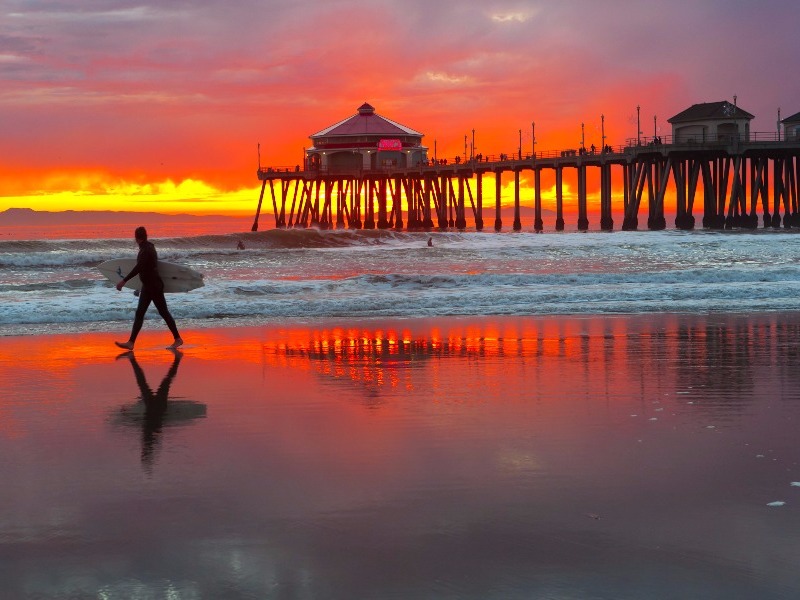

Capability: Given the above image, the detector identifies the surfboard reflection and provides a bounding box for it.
[113,350,207,472]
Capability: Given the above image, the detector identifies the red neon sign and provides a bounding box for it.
[377,139,403,151]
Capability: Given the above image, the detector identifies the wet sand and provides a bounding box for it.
[1,313,800,599]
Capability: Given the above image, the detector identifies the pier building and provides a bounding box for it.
[782,111,800,141]
[253,99,800,232]
[306,103,428,172]
[667,100,753,143]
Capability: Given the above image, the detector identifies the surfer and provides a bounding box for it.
[427,237,433,247]
[114,226,183,350]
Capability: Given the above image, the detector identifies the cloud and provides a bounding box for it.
[0,53,29,63]
[490,11,534,23]
[2,0,800,207]
[419,71,476,86]
[7,5,158,23]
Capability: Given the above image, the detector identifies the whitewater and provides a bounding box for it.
[2,228,800,336]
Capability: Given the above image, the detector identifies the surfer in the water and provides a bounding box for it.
[115,226,183,350]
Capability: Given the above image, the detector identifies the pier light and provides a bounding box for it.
[778,107,781,141]
[654,115,657,139]
[581,122,585,149]
[601,114,605,149]
[531,121,535,157]
[637,105,641,146]
[472,128,475,161]
[518,129,522,159]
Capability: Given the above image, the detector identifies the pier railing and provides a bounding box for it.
[258,132,797,177]
[626,131,787,147]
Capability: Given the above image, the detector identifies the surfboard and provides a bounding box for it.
[98,259,205,293]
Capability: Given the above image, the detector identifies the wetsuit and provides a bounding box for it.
[122,240,180,343]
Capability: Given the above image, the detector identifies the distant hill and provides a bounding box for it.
[0,208,247,226]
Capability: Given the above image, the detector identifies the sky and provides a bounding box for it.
[1,0,799,216]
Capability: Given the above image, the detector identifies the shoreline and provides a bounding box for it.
[0,310,800,350]
[7,306,800,340]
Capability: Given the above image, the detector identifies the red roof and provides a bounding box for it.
[310,103,423,138]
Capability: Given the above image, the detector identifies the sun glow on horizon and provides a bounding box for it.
[1,175,261,216]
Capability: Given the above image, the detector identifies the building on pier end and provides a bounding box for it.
[668,100,754,143]
[782,111,800,141]
[306,103,428,171]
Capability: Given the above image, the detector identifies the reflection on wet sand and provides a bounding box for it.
[2,314,800,599]
[112,349,206,471]
[265,315,800,416]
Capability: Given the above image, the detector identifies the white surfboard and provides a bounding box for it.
[98,258,204,293]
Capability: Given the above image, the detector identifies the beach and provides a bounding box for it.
[2,313,800,599]
[5,0,800,594]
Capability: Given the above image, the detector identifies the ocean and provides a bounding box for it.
[2,228,800,336]
[4,227,800,598]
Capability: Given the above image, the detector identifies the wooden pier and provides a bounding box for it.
[252,134,800,232]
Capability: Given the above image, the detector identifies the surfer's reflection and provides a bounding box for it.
[114,350,206,472]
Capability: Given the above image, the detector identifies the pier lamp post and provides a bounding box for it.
[581,122,585,150]
[518,129,522,160]
[472,128,475,162]
[653,115,657,141]
[434,139,437,162]
[637,105,641,146]
[464,134,468,162]
[601,114,605,150]
[778,107,781,141]
[733,94,738,141]
[531,121,536,158]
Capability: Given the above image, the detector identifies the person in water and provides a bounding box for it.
[427,237,433,247]
[115,226,183,350]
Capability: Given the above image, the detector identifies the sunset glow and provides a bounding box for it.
[2,1,798,219]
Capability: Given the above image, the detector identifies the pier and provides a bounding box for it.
[252,103,800,232]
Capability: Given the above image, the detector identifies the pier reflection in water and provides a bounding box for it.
[0,314,799,599]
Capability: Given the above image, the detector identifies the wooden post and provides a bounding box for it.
[555,166,564,231]
[534,168,543,231]
[476,172,484,231]
[252,179,266,231]
[456,175,466,229]
[494,170,503,231]
[577,164,588,231]
[513,169,521,231]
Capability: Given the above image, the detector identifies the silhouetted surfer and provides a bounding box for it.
[427,237,433,247]
[114,226,183,350]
